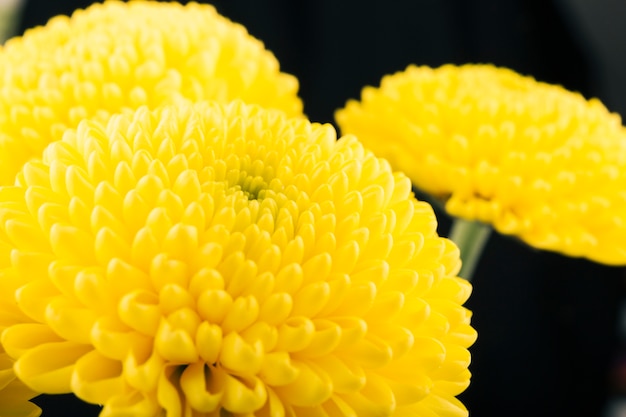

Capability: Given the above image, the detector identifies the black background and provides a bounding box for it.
[14,1,626,416]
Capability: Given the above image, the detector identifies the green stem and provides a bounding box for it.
[448,218,491,281]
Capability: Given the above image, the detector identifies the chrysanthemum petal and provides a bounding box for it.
[72,350,125,405]
[0,372,41,417]
[179,363,222,412]
[14,342,92,393]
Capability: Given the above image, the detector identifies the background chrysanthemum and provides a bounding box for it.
[0,0,302,186]
[336,64,626,265]
[0,100,475,416]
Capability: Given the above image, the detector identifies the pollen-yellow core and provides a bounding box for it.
[336,64,626,265]
[0,101,475,416]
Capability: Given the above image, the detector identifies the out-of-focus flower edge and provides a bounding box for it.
[336,64,626,265]
[0,100,476,416]
[0,351,40,417]
[0,0,302,186]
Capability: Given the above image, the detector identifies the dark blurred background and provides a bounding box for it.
[8,0,626,416]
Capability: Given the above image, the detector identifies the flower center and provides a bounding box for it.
[227,170,269,201]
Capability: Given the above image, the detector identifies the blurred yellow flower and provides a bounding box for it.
[336,64,626,265]
[0,0,302,186]
[0,101,475,416]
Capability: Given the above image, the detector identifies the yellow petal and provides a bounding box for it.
[14,341,92,393]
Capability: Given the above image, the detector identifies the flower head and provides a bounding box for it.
[0,101,475,416]
[336,64,626,264]
[0,0,302,186]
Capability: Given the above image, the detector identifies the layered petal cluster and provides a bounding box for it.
[0,101,475,416]
[0,0,302,186]
[336,64,626,264]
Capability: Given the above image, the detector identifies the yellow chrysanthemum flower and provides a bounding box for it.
[0,101,475,416]
[0,0,302,186]
[336,64,626,265]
